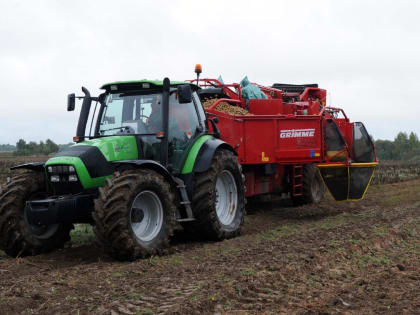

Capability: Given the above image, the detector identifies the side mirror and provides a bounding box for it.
[98,93,106,104]
[177,85,192,104]
[67,93,75,111]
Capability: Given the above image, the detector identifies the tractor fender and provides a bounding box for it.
[111,160,176,186]
[193,138,237,173]
[10,162,45,172]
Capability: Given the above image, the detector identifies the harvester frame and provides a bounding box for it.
[191,75,378,202]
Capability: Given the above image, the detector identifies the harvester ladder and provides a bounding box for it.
[292,165,303,197]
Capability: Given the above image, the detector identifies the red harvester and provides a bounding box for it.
[191,68,378,203]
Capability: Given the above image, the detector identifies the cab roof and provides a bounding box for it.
[101,80,199,92]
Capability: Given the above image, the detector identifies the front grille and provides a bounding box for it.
[47,164,84,195]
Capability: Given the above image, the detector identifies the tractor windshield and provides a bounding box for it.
[99,93,161,136]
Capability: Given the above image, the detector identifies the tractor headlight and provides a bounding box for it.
[68,175,78,182]
[47,166,52,173]
[69,166,75,173]
[50,175,60,182]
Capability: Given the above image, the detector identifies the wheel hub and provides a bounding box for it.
[131,208,145,223]
[130,191,164,242]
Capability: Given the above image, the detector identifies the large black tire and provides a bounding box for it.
[93,169,177,260]
[0,171,72,257]
[185,149,245,240]
[292,164,326,206]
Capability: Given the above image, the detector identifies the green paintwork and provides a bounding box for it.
[45,136,139,189]
[75,136,138,161]
[46,156,107,188]
[101,80,197,90]
[181,135,213,174]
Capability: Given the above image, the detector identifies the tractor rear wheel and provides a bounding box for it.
[292,164,325,206]
[93,169,176,260]
[0,171,72,257]
[186,149,245,240]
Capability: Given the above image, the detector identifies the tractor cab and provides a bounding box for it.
[68,80,207,174]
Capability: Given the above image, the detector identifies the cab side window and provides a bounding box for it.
[168,93,200,172]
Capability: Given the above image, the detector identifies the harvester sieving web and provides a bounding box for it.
[0,66,377,260]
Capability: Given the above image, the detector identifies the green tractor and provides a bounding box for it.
[0,78,245,260]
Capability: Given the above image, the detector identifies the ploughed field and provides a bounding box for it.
[0,156,419,314]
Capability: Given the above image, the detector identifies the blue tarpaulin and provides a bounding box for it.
[240,76,267,106]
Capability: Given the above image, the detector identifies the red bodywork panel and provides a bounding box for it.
[192,78,372,197]
[206,112,325,165]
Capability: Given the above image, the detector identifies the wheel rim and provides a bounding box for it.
[215,170,238,226]
[130,190,163,242]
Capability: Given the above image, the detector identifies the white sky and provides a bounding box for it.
[0,0,419,144]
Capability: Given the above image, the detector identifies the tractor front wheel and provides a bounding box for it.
[93,169,176,260]
[0,171,72,257]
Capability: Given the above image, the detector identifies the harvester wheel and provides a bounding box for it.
[186,149,245,240]
[0,171,72,257]
[292,164,325,206]
[93,169,176,260]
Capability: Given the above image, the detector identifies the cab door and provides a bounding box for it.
[167,92,205,173]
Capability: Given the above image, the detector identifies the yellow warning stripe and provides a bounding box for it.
[347,167,376,201]
[317,163,347,168]
[317,162,378,168]
[350,162,378,168]
[316,162,378,201]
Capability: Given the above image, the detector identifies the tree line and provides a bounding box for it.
[1,131,419,160]
[14,139,59,156]
[375,132,420,161]
[0,144,15,151]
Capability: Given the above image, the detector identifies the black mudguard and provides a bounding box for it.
[10,162,45,172]
[193,138,236,173]
[112,160,175,185]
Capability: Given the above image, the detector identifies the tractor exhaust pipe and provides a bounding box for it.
[75,87,92,142]
[160,78,170,167]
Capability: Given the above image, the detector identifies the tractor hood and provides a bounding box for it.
[70,136,139,162]
[45,136,138,189]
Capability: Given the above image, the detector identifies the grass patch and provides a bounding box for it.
[317,213,352,229]
[70,224,95,244]
[257,225,300,240]
[372,224,388,236]
[240,268,256,276]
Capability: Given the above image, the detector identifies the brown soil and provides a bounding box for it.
[0,179,419,314]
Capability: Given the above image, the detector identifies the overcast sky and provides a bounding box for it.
[0,0,419,144]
